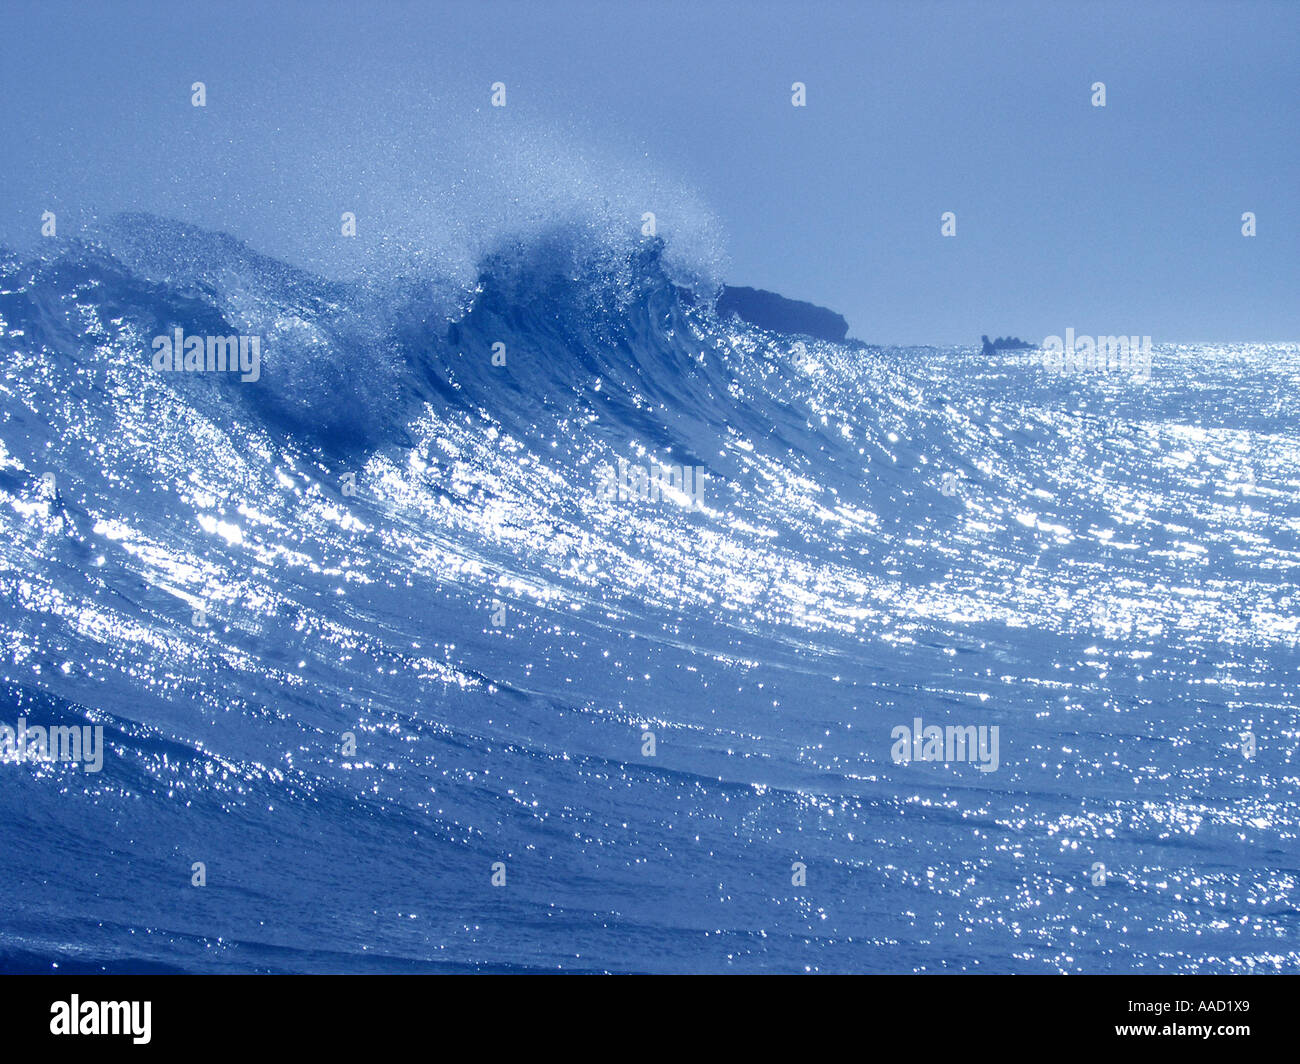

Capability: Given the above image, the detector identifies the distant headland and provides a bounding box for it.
[716,285,850,344]
[981,334,1035,356]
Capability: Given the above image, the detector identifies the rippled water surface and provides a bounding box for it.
[1,223,1297,972]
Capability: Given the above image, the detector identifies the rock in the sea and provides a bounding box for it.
[716,285,850,343]
[981,334,1035,356]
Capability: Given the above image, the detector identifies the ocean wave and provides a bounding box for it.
[1,218,1297,972]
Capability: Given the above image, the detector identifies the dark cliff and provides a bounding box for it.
[716,285,850,343]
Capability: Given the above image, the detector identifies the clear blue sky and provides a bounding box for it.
[1,0,1295,344]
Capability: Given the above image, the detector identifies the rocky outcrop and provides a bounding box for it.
[717,285,850,343]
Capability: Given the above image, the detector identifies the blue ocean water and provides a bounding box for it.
[0,216,1297,973]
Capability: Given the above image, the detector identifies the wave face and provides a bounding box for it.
[1,218,1298,974]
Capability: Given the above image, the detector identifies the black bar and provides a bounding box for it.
[2,974,1282,1051]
